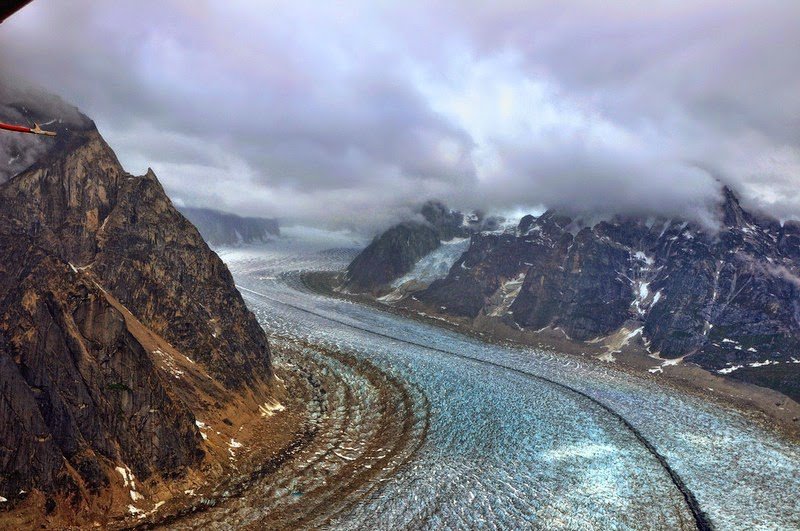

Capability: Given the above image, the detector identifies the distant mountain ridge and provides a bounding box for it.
[179,206,279,247]
[345,191,800,402]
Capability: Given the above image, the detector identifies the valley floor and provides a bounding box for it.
[162,241,799,530]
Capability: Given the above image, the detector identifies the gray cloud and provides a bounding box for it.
[0,77,92,179]
[1,1,798,234]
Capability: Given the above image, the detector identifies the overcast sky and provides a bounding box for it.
[1,0,799,233]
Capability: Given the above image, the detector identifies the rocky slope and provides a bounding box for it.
[346,192,800,401]
[0,89,273,522]
[179,206,279,247]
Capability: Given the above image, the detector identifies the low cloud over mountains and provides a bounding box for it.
[2,1,798,233]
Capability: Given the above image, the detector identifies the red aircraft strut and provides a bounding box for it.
[0,122,56,136]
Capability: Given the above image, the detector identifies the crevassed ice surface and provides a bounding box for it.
[391,237,470,288]
[219,240,800,531]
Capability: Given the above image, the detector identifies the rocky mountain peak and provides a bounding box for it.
[344,201,499,292]
[518,214,536,234]
[0,92,274,517]
[420,200,467,240]
[720,185,751,229]
[0,79,96,182]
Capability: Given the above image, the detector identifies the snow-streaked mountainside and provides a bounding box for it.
[392,237,470,288]
[345,191,800,402]
[343,200,502,292]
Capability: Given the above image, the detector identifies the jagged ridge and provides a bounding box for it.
[347,191,800,400]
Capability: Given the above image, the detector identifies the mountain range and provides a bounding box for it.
[344,194,800,402]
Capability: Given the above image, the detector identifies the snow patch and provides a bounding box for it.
[638,282,650,300]
[116,466,135,489]
[195,420,209,440]
[634,251,655,266]
[598,352,616,363]
[116,465,145,501]
[624,327,644,342]
[153,348,184,379]
[487,273,526,317]
[228,438,243,458]
[391,238,470,288]
[599,327,644,360]
[259,399,286,417]
[377,290,405,303]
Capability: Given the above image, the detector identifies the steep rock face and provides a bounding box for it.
[1,128,271,388]
[361,189,800,400]
[421,231,540,318]
[179,206,279,247]
[0,233,202,501]
[419,212,572,320]
[0,98,272,508]
[512,227,633,340]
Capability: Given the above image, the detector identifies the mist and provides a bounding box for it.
[1,1,798,234]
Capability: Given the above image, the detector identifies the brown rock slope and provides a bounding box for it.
[0,105,273,523]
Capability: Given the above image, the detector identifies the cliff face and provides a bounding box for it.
[0,232,202,501]
[348,191,800,401]
[0,97,272,514]
[179,206,279,247]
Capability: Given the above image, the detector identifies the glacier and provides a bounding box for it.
[206,238,800,530]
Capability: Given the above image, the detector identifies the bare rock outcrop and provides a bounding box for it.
[0,93,272,517]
